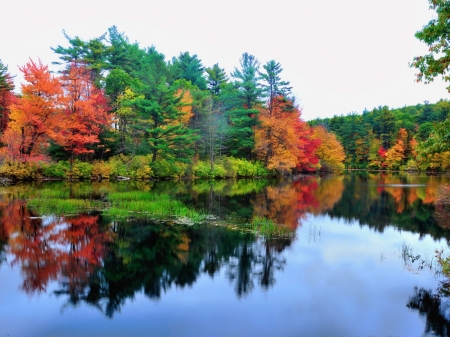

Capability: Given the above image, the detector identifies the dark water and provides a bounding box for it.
[1,173,450,337]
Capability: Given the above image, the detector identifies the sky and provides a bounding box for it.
[1,0,448,121]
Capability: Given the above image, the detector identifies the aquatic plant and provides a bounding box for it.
[104,191,206,222]
[248,216,294,238]
[28,198,104,215]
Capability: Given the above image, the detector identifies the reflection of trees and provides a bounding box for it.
[325,174,450,242]
[253,178,320,229]
[309,175,344,215]
[407,287,450,337]
[0,194,111,294]
[51,219,292,316]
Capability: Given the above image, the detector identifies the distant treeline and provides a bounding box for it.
[309,100,450,171]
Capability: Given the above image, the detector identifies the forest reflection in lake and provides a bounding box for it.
[0,172,450,337]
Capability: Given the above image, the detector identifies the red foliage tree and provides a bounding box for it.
[2,59,63,162]
[56,63,111,161]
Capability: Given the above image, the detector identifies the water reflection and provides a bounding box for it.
[325,173,450,241]
[0,173,449,322]
[408,286,450,337]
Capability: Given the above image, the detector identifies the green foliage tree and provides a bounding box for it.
[259,60,292,113]
[226,53,262,159]
[410,0,450,90]
[169,52,207,90]
[206,63,228,96]
[130,49,198,162]
[52,30,110,87]
[0,60,15,132]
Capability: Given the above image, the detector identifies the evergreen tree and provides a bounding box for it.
[169,52,207,90]
[106,26,146,75]
[52,31,110,87]
[226,53,262,159]
[0,60,15,133]
[259,60,292,113]
[206,63,228,96]
[131,49,197,162]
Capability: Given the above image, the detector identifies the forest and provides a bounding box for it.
[0,18,449,180]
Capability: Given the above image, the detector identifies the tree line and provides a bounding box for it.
[1,1,450,180]
[309,100,450,171]
[0,26,345,179]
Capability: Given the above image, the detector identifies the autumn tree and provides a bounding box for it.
[2,59,63,162]
[294,120,320,172]
[255,96,310,173]
[55,63,111,164]
[384,128,407,169]
[312,125,346,171]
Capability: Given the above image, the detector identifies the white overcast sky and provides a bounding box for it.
[1,0,448,120]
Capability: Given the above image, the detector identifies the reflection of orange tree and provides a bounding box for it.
[57,216,113,297]
[253,178,319,229]
[4,204,111,294]
[308,176,344,215]
[375,175,441,213]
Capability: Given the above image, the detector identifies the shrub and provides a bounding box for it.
[108,155,129,178]
[41,161,70,179]
[222,157,269,177]
[0,161,41,180]
[70,161,93,180]
[150,159,180,179]
[92,161,112,180]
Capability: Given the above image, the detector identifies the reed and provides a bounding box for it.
[249,216,293,238]
[104,191,206,222]
[28,198,104,215]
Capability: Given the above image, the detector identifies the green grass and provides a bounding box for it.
[104,191,206,222]
[247,216,294,238]
[27,198,105,215]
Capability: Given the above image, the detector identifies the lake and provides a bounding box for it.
[0,172,449,337]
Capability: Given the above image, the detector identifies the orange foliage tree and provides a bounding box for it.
[312,125,346,170]
[384,128,407,169]
[56,63,111,161]
[255,96,318,173]
[1,59,63,162]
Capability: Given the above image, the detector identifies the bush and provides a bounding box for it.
[193,161,212,179]
[108,155,130,178]
[70,161,93,180]
[222,157,269,177]
[129,155,152,179]
[41,161,70,179]
[150,159,181,179]
[0,161,40,180]
[92,161,112,180]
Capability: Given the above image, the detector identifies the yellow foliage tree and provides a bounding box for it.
[384,128,407,169]
[254,97,301,173]
[311,126,346,170]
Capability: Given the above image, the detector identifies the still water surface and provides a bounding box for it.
[0,173,449,337]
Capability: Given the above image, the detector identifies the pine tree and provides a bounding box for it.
[131,49,198,162]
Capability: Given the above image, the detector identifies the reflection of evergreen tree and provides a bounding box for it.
[50,218,292,317]
[407,287,450,337]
